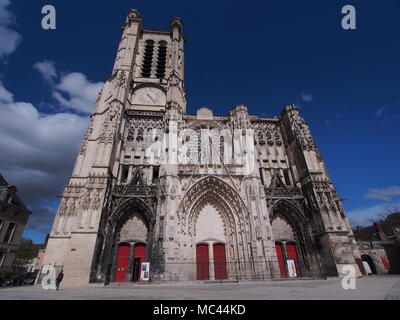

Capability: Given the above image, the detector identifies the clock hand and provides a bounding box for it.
[146,93,155,103]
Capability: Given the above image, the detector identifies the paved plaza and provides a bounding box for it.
[0,275,399,300]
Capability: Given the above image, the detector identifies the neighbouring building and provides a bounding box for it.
[354,213,400,275]
[27,234,49,273]
[0,174,31,273]
[42,10,363,286]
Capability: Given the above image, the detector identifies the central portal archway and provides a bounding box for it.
[179,176,251,281]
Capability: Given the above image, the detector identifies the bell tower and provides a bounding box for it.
[42,10,186,286]
[123,11,186,113]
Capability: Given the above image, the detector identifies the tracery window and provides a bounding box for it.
[219,136,225,160]
[141,40,155,78]
[121,165,129,183]
[156,41,167,78]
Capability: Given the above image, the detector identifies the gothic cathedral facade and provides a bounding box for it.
[43,10,362,286]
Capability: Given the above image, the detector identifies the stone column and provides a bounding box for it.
[126,242,135,282]
[128,165,133,183]
[149,165,154,184]
[208,241,215,280]
[282,240,289,277]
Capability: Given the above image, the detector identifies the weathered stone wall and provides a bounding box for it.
[42,10,361,285]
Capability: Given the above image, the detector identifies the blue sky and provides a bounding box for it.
[0,0,399,243]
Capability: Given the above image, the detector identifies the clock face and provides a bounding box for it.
[132,87,166,106]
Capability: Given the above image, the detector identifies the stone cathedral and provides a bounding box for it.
[43,10,362,286]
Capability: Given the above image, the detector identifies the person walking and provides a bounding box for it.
[56,270,64,291]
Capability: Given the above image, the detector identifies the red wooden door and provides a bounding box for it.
[381,256,390,270]
[134,244,146,281]
[196,244,210,280]
[115,244,130,282]
[213,244,228,280]
[286,242,300,277]
[275,242,287,278]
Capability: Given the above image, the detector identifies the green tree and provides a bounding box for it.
[13,238,37,268]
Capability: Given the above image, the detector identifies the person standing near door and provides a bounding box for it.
[56,270,64,290]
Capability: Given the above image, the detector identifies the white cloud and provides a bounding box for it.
[53,72,103,114]
[364,186,400,201]
[383,113,400,123]
[375,106,385,118]
[0,81,89,216]
[301,92,314,103]
[33,61,103,114]
[0,0,13,24]
[33,60,57,83]
[347,201,400,226]
[0,80,12,102]
[1,60,103,233]
[0,0,22,59]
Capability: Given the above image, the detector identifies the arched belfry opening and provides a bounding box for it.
[270,200,320,278]
[178,176,253,281]
[101,197,155,284]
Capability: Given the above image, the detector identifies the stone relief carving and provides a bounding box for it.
[91,189,103,211]
[115,70,126,89]
[100,102,122,145]
[254,122,283,148]
[285,107,318,152]
[248,184,256,200]
[58,198,68,216]
[79,116,94,156]
[124,117,164,148]
[81,189,91,211]
[67,199,77,217]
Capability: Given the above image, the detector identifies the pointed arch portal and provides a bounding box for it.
[179,176,251,281]
[104,197,154,283]
[271,200,307,278]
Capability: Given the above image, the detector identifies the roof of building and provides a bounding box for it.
[353,212,400,242]
[0,174,8,187]
[0,173,29,211]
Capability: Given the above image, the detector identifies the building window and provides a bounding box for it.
[152,166,160,184]
[283,169,292,186]
[219,136,225,159]
[156,41,167,78]
[121,165,129,184]
[197,130,202,154]
[3,222,16,243]
[4,192,12,204]
[141,40,155,78]
[0,249,6,267]
[158,216,164,238]
[259,168,265,185]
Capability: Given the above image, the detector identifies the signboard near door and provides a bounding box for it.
[140,262,150,281]
[287,260,297,278]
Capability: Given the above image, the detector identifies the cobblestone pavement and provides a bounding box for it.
[0,276,399,300]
